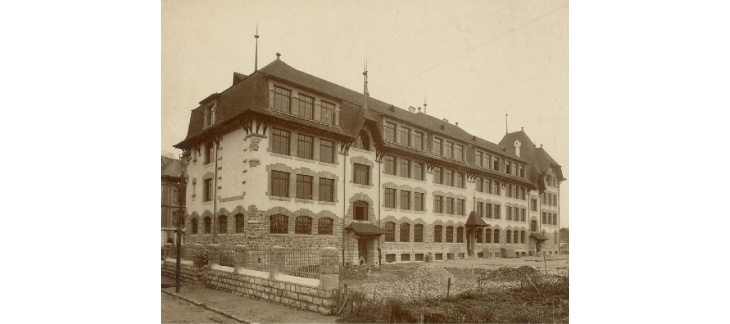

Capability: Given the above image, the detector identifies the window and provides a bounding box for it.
[493,229,500,243]
[272,128,290,155]
[507,184,512,198]
[521,208,527,222]
[319,139,334,163]
[204,217,211,234]
[414,192,424,211]
[270,214,288,234]
[399,126,411,147]
[455,144,464,161]
[353,163,369,185]
[521,231,526,243]
[445,169,453,186]
[514,230,519,244]
[505,161,512,175]
[476,202,483,218]
[434,195,443,213]
[446,197,454,214]
[485,178,492,194]
[320,100,335,125]
[318,218,333,235]
[384,222,395,242]
[192,218,198,234]
[476,228,483,243]
[384,122,396,143]
[415,253,424,261]
[400,190,411,210]
[494,204,501,219]
[521,187,526,200]
[414,162,424,180]
[354,201,368,220]
[384,188,397,208]
[297,94,314,119]
[457,199,465,215]
[384,155,396,175]
[204,142,214,164]
[204,104,215,127]
[401,254,411,261]
[273,86,291,113]
[475,151,483,167]
[486,229,492,243]
[445,141,453,158]
[486,203,493,218]
[203,178,213,201]
[271,171,289,197]
[531,198,538,211]
[354,131,370,150]
[446,226,454,243]
[434,138,443,156]
[319,178,334,202]
[493,157,501,171]
[457,227,464,243]
[414,131,424,150]
[519,165,525,178]
[434,225,442,242]
[296,175,313,200]
[455,172,463,188]
[542,212,547,224]
[476,177,482,192]
[399,158,411,178]
[297,134,314,159]
[531,220,538,231]
[506,230,512,243]
[414,224,423,242]
[400,223,410,242]
[219,215,227,234]
[235,214,244,233]
[494,181,501,195]
[507,207,512,220]
[295,216,312,234]
[434,167,443,184]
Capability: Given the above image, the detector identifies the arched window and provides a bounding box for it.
[317,217,333,235]
[354,130,370,150]
[434,225,443,243]
[192,218,198,234]
[521,231,525,243]
[446,226,454,243]
[506,230,512,243]
[353,201,368,220]
[530,220,538,232]
[218,215,228,234]
[414,224,424,242]
[270,214,288,234]
[513,230,518,244]
[204,217,211,234]
[456,227,464,243]
[295,216,312,234]
[494,229,500,243]
[384,222,395,242]
[485,229,492,243]
[400,223,410,242]
[235,214,244,233]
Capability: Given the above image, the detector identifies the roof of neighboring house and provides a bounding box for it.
[161,156,183,179]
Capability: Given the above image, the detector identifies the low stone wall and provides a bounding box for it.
[161,259,199,282]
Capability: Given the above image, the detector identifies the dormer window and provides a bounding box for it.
[514,140,521,157]
[204,103,216,128]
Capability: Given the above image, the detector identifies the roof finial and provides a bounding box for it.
[363,56,369,111]
[424,95,427,115]
[276,52,281,59]
[254,22,260,71]
[505,112,509,134]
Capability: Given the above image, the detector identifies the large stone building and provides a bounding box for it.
[174,57,565,266]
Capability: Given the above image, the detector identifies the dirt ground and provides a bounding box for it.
[162,292,238,323]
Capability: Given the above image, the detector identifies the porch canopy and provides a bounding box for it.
[344,222,389,236]
[529,233,548,241]
[465,211,489,228]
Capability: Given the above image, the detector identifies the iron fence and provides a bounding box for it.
[240,248,270,272]
[281,249,320,279]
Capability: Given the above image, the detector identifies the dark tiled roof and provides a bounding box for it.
[344,222,389,235]
[529,233,548,241]
[535,147,565,181]
[465,211,489,227]
[232,72,247,85]
[161,156,183,178]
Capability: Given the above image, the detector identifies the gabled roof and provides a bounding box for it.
[535,147,566,181]
[465,211,489,227]
[161,156,183,178]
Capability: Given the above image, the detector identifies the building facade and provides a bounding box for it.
[161,155,184,246]
[174,58,566,266]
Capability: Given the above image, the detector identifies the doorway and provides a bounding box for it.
[358,239,368,265]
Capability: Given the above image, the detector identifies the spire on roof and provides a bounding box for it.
[254,22,260,71]
[363,57,369,111]
[424,96,427,114]
[505,112,508,134]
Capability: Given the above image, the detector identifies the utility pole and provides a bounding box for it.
[175,156,189,293]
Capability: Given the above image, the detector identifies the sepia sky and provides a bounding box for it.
[162,0,569,226]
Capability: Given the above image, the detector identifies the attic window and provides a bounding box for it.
[204,103,216,127]
[514,140,521,157]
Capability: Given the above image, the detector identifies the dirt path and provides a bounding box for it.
[162,292,238,323]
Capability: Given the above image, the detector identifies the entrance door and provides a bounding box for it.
[357,239,368,265]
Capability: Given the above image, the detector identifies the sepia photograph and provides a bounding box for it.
[162,0,568,322]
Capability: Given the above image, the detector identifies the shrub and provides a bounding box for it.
[192,247,209,267]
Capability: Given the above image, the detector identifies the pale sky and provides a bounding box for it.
[161,0,569,226]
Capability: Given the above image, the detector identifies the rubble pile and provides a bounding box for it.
[485,266,539,282]
[349,264,459,300]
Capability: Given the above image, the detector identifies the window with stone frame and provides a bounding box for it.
[521,230,526,243]
[400,190,410,210]
[505,161,512,175]
[204,217,211,234]
[455,172,463,188]
[399,158,411,178]
[485,178,492,194]
[531,220,538,231]
[414,162,424,180]
[506,230,512,243]
[318,178,335,202]
[319,139,335,163]
[455,144,464,161]
[270,171,289,197]
[433,166,443,184]
[295,216,312,234]
[297,134,314,159]
[506,206,512,220]
[475,151,483,167]
[446,197,454,214]
[384,155,396,175]
[384,222,396,242]
[320,100,335,125]
[494,204,501,219]
[353,163,369,185]
[235,214,244,233]
[485,229,492,243]
[271,128,290,155]
[296,175,313,200]
[445,169,453,186]
[434,225,443,243]
[476,177,483,192]
[476,202,483,217]
[486,203,493,218]
[494,180,501,195]
[531,198,538,211]
[514,230,519,244]
[270,214,288,234]
[445,141,453,159]
[273,86,291,113]
[192,218,198,234]
[297,93,314,119]
[399,126,411,147]
[507,184,513,198]
[203,178,213,202]
[434,195,443,213]
[493,229,500,243]
[476,228,483,243]
[384,122,397,143]
[434,137,443,156]
[204,141,214,164]
[493,156,501,171]
[413,131,424,150]
[318,218,333,235]
[414,192,424,211]
[414,224,424,242]
[457,227,464,243]
[218,215,227,234]
[384,188,397,208]
[521,208,526,222]
[445,226,454,243]
[353,201,368,220]
[400,223,410,242]
[457,199,465,215]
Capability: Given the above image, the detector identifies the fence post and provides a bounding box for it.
[209,244,221,267]
[269,246,285,280]
[319,247,340,291]
[234,245,247,274]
